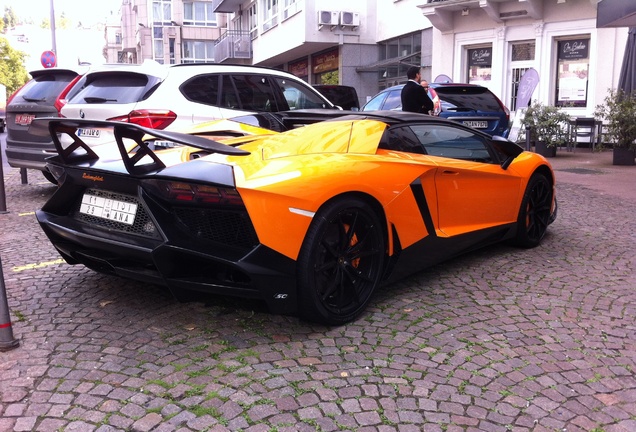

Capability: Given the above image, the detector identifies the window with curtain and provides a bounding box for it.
[183,2,217,26]
[261,0,278,32]
[282,0,300,20]
[152,0,172,26]
[182,40,215,63]
[248,3,258,39]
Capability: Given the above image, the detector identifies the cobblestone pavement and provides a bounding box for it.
[1,149,635,432]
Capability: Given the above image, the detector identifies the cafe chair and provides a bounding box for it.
[569,117,599,152]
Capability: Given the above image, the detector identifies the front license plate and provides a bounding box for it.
[78,128,101,138]
[80,193,138,225]
[15,114,36,126]
[463,120,488,129]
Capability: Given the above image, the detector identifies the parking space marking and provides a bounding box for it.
[13,259,65,272]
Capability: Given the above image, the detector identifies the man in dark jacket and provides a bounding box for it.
[401,66,434,114]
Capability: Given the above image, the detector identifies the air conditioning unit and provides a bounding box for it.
[340,11,360,27]
[318,10,338,26]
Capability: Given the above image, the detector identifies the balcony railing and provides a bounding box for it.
[214,30,252,62]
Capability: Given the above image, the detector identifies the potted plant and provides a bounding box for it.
[595,88,636,166]
[521,101,571,157]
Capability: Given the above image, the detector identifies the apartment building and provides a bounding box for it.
[104,0,630,115]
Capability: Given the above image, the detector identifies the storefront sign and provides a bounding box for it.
[313,50,339,74]
[289,58,308,77]
[558,39,589,60]
[468,48,492,66]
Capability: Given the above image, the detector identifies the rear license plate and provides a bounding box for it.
[80,193,138,225]
[78,128,101,138]
[463,120,488,129]
[15,114,36,126]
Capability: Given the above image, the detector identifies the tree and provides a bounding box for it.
[40,13,72,30]
[2,6,19,33]
[0,37,29,95]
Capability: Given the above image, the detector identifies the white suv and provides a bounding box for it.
[60,61,336,144]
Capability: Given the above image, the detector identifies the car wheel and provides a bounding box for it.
[514,173,552,248]
[297,197,385,325]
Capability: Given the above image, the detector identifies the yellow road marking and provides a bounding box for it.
[12,259,65,272]
[18,212,35,216]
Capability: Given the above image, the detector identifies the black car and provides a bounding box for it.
[5,67,86,182]
[362,83,511,138]
[314,84,360,111]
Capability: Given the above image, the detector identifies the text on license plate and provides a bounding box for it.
[80,193,138,225]
[462,120,488,129]
[15,114,36,126]
[78,128,100,137]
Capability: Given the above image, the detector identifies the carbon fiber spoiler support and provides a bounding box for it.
[29,118,250,176]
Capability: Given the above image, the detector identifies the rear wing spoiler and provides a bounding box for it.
[29,118,250,175]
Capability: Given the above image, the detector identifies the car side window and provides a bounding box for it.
[225,74,279,112]
[363,92,387,111]
[380,126,425,154]
[410,124,493,163]
[181,74,221,106]
[382,90,403,110]
[273,77,328,110]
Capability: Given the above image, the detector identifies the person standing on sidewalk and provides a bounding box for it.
[401,66,434,114]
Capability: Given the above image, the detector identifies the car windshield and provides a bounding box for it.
[69,73,160,104]
[434,87,503,112]
[16,73,77,104]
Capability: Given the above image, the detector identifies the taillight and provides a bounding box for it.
[108,110,177,129]
[54,75,82,115]
[145,180,244,207]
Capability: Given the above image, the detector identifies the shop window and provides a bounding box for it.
[510,42,535,111]
[555,37,589,107]
[467,47,492,88]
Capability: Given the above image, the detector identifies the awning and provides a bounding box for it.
[355,53,421,72]
[619,27,636,94]
[596,0,636,28]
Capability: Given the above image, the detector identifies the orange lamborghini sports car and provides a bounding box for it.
[33,110,557,325]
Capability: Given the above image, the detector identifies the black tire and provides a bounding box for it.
[42,169,57,184]
[297,197,385,325]
[513,173,552,248]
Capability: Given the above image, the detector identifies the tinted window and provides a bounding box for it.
[11,72,77,105]
[314,85,359,110]
[380,126,425,154]
[434,87,503,112]
[410,124,493,162]
[181,74,220,106]
[69,73,156,104]
[239,75,278,111]
[274,77,329,110]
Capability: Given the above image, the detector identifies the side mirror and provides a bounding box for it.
[491,135,524,170]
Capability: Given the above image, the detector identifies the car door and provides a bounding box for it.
[410,123,523,236]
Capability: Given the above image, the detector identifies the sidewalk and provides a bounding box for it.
[548,147,636,203]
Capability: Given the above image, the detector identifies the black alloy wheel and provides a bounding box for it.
[514,173,552,248]
[297,197,385,325]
